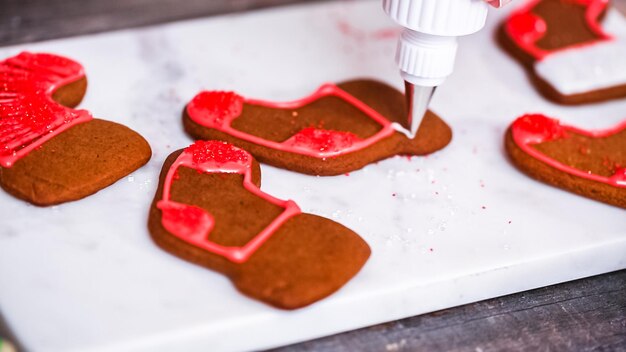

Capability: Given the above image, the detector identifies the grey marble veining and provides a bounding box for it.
[0,1,625,351]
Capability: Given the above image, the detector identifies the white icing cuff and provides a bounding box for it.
[534,39,626,95]
[533,9,626,96]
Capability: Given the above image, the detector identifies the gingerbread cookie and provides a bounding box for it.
[0,52,151,206]
[183,79,452,176]
[499,0,626,104]
[505,114,626,208]
[148,140,370,309]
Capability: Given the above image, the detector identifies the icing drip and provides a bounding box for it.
[0,52,92,168]
[512,114,626,188]
[157,141,301,263]
[186,83,396,159]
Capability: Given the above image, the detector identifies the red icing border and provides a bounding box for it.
[157,141,301,263]
[511,114,626,188]
[186,83,396,159]
[504,0,612,60]
[0,52,92,167]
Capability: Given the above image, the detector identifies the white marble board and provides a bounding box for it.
[0,1,625,351]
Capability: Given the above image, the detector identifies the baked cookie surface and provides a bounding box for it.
[183,79,452,176]
[0,52,152,206]
[499,0,626,104]
[505,114,626,208]
[148,141,370,309]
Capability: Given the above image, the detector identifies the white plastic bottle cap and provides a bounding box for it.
[384,0,489,85]
[383,0,489,36]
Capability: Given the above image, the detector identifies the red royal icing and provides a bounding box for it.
[0,52,92,167]
[157,140,301,263]
[282,127,360,154]
[186,83,396,159]
[504,0,612,60]
[511,114,626,188]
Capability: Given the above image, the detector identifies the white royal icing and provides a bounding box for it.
[533,9,626,95]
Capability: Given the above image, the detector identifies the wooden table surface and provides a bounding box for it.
[1,0,625,351]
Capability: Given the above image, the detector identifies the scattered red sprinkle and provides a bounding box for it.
[371,27,401,40]
[392,193,397,197]
[508,220,512,224]
[578,145,590,155]
[344,173,350,176]
[429,248,434,252]
[482,206,486,209]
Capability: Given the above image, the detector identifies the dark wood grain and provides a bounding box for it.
[272,270,626,352]
[0,0,326,46]
[1,1,625,351]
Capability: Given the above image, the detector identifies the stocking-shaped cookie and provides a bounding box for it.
[500,0,626,104]
[505,114,626,208]
[148,141,371,309]
[183,79,452,176]
[0,52,151,205]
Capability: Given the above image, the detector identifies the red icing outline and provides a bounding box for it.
[511,114,626,188]
[157,141,301,263]
[186,83,396,159]
[504,0,612,60]
[0,52,92,167]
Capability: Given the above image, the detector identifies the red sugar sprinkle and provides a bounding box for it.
[513,114,568,144]
[578,145,591,155]
[189,91,243,127]
[185,140,249,165]
[0,52,86,154]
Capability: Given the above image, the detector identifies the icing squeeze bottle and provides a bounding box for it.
[383,0,511,137]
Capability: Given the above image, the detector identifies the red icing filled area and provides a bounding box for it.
[512,114,567,144]
[185,140,250,166]
[507,12,547,47]
[283,127,361,153]
[158,201,214,239]
[0,52,90,165]
[187,91,244,128]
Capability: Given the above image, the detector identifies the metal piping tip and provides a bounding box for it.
[403,81,436,139]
